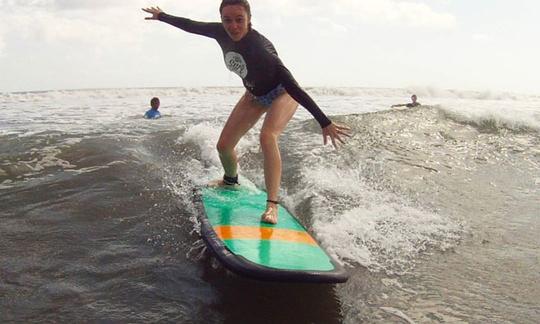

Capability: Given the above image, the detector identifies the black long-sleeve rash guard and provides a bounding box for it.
[158,13,332,128]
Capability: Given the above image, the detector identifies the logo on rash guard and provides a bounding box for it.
[224,52,248,79]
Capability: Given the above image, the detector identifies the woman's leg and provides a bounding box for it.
[259,93,298,224]
[216,92,266,181]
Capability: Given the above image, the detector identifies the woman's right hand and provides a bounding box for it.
[142,7,163,20]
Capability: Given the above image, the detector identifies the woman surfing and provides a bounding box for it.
[143,0,350,224]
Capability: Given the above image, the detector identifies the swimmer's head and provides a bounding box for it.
[150,97,160,110]
[411,94,417,102]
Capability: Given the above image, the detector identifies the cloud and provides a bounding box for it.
[3,13,132,47]
[0,1,154,47]
[0,21,6,55]
[0,0,236,50]
[3,0,218,17]
[256,0,457,30]
[53,0,131,10]
[0,0,457,54]
[2,1,457,30]
[472,33,491,41]
[3,0,134,10]
[339,0,457,30]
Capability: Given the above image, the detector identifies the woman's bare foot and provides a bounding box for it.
[207,179,240,189]
[207,179,225,187]
[261,204,278,224]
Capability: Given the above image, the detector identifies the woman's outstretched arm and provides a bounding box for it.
[142,7,220,38]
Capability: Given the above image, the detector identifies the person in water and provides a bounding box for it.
[392,94,421,108]
[143,0,350,224]
[144,97,162,119]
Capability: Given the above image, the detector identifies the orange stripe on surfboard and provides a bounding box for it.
[214,225,317,246]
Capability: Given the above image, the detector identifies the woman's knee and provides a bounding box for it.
[216,139,234,155]
[259,128,278,146]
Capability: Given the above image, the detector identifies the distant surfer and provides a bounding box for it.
[392,94,421,108]
[144,97,161,119]
[143,0,350,224]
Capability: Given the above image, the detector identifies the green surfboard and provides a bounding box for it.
[199,185,348,283]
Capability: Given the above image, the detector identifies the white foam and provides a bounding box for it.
[289,163,462,275]
[2,87,539,136]
[436,102,540,131]
[7,146,76,178]
[180,121,260,182]
[180,122,223,168]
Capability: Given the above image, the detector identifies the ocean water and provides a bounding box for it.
[0,87,538,323]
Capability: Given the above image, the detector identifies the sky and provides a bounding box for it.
[1,0,539,94]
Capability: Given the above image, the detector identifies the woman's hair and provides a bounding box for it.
[219,0,252,28]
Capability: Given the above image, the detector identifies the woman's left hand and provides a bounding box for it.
[322,122,351,149]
